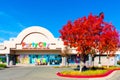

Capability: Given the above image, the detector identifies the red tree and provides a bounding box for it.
[99,22,119,67]
[99,23,119,54]
[59,13,119,71]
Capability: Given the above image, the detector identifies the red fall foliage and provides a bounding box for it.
[59,13,119,58]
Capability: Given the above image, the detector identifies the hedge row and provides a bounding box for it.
[0,64,7,68]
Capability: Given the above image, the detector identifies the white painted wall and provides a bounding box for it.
[0,26,64,54]
[94,56,115,66]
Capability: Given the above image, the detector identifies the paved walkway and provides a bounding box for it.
[0,66,120,80]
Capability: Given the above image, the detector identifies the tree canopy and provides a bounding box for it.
[59,13,119,55]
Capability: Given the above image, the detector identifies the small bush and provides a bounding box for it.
[117,61,120,65]
[90,66,104,70]
[0,64,7,68]
[103,66,120,70]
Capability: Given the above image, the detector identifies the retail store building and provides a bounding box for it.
[0,26,66,66]
[0,26,120,66]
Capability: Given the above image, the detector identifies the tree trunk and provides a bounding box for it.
[79,54,86,72]
[79,61,84,72]
[107,52,110,68]
[91,54,95,68]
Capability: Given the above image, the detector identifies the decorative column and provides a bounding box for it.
[6,54,9,66]
[47,55,50,66]
[114,55,118,66]
[98,53,102,67]
[88,54,92,67]
[60,56,67,66]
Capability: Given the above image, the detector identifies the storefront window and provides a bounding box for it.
[16,54,62,65]
[116,54,120,65]
[67,54,80,64]
[49,54,62,65]
[18,54,29,64]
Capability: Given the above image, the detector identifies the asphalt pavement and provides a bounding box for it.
[0,66,120,80]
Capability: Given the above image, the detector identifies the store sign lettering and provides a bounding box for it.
[22,42,50,49]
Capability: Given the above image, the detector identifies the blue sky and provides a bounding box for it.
[0,0,120,42]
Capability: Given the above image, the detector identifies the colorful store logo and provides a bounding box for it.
[22,42,50,49]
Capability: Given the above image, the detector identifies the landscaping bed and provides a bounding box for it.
[57,66,120,78]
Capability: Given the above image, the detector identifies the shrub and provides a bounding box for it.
[103,66,120,70]
[90,66,104,70]
[0,64,7,68]
[117,61,120,65]
[60,70,108,76]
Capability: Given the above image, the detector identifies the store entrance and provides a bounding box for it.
[29,54,48,65]
[16,54,62,65]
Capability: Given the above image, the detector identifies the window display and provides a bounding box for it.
[16,54,62,65]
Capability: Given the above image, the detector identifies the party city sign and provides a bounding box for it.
[22,42,50,49]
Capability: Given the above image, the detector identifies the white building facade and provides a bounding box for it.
[0,26,120,66]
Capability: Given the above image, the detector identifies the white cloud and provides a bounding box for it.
[0,11,26,42]
[0,30,18,35]
[0,38,5,43]
[17,23,26,29]
[0,30,18,42]
[0,11,12,18]
[0,11,26,29]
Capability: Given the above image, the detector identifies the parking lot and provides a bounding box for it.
[0,66,120,80]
